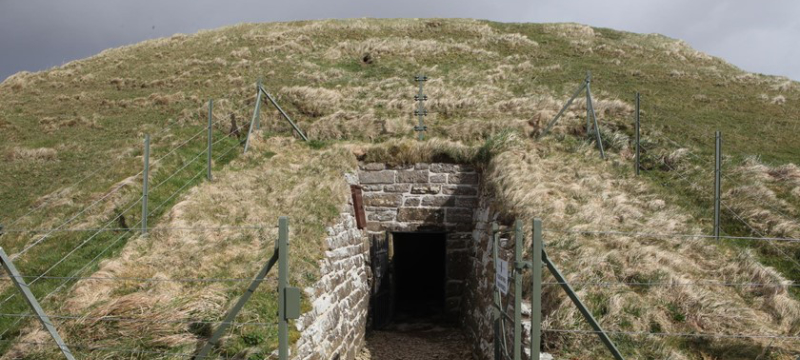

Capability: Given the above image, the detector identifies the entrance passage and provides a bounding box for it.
[393,232,446,321]
[361,232,473,359]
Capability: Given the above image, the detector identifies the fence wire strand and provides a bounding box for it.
[0,339,252,359]
[543,328,800,340]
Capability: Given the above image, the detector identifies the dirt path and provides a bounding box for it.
[356,323,474,360]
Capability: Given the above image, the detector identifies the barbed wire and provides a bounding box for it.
[0,312,276,327]
[0,216,144,339]
[6,121,232,261]
[0,196,143,310]
[0,97,254,343]
[0,274,254,283]
[650,131,798,224]
[638,142,800,270]
[149,168,206,216]
[2,166,111,229]
[9,177,144,261]
[0,339,252,359]
[150,134,231,193]
[542,328,800,340]
[543,229,800,243]
[215,141,242,162]
[0,160,227,324]
[1,225,266,234]
[151,113,229,165]
[541,280,800,288]
[1,103,222,229]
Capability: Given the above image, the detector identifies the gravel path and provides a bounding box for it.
[356,323,474,360]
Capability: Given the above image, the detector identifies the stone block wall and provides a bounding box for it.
[294,213,370,360]
[462,195,499,360]
[358,163,479,233]
[461,196,545,360]
[357,162,479,319]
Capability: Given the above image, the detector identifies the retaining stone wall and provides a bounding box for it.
[462,195,500,360]
[294,213,370,360]
[462,197,546,360]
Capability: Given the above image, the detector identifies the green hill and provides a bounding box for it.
[1,18,799,359]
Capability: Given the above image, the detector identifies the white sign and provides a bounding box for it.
[496,258,509,294]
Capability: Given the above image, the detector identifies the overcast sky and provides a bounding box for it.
[1,0,799,82]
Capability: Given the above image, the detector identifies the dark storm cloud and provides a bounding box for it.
[0,0,798,81]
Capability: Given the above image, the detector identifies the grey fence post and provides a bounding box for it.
[207,99,213,181]
[635,93,641,176]
[513,220,523,360]
[0,247,76,360]
[194,222,282,359]
[542,249,625,360]
[539,81,586,138]
[586,79,605,159]
[142,134,150,235]
[278,216,289,360]
[492,222,501,360]
[531,218,543,360]
[714,131,722,240]
[414,74,428,140]
[259,85,309,142]
[255,78,262,130]
[586,71,592,135]
[243,85,262,154]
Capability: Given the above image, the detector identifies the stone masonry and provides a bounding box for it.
[358,162,479,233]
[293,213,370,360]
[358,162,480,319]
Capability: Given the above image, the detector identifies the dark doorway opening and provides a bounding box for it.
[392,232,447,321]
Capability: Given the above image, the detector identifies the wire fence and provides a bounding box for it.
[635,140,800,274]
[0,92,276,359]
[0,339,257,360]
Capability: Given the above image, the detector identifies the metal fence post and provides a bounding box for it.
[278,216,289,360]
[414,74,428,140]
[243,85,262,154]
[539,80,587,138]
[207,99,213,181]
[586,78,605,159]
[255,78,262,130]
[513,220,523,360]
[542,249,625,360]
[531,218,543,360]
[193,227,281,360]
[635,93,641,176]
[259,85,310,142]
[714,131,722,241]
[492,222,501,360]
[586,71,592,135]
[0,247,76,360]
[142,134,150,235]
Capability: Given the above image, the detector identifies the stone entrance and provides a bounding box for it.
[358,162,479,322]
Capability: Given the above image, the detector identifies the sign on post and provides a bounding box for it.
[496,258,509,295]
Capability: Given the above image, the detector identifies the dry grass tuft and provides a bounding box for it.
[723,157,800,237]
[359,137,482,166]
[543,23,595,39]
[485,141,800,357]
[5,147,58,162]
[7,138,357,358]
[325,37,497,62]
[306,110,386,140]
[2,71,34,91]
[280,86,342,117]
[39,114,102,132]
[148,91,186,106]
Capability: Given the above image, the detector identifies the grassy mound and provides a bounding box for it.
[1,18,799,359]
